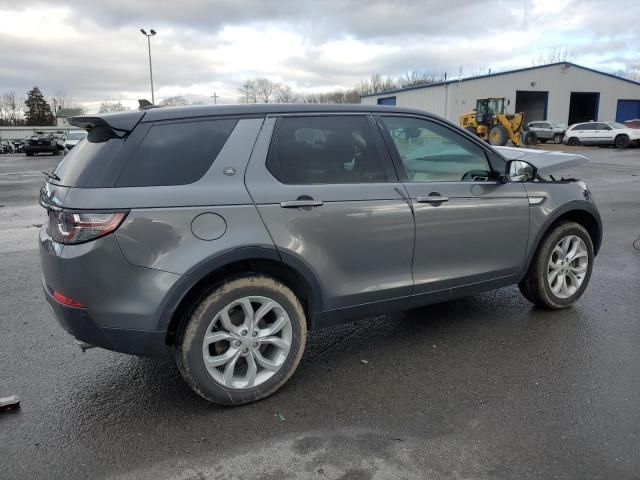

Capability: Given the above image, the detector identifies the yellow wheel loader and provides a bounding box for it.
[460,98,537,146]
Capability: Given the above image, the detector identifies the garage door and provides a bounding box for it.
[377,96,396,106]
[616,100,640,122]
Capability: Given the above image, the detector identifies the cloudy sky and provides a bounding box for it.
[1,0,638,112]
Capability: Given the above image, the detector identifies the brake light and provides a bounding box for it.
[48,210,127,244]
[52,290,84,308]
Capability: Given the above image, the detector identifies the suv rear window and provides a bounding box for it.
[116,119,237,187]
[53,126,126,187]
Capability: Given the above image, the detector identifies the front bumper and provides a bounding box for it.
[27,144,57,153]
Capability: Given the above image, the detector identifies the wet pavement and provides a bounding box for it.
[0,147,639,479]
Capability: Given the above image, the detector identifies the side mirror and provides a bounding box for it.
[506,160,536,182]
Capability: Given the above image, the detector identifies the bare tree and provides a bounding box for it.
[0,92,25,126]
[274,84,295,103]
[359,74,397,96]
[397,70,445,88]
[532,47,574,66]
[159,96,189,107]
[98,99,129,113]
[621,66,640,82]
[49,89,72,115]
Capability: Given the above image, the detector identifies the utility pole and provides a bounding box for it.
[243,83,250,103]
[140,29,157,104]
[211,92,219,104]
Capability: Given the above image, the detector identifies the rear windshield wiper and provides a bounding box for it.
[42,169,61,182]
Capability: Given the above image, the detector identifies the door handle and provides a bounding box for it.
[280,199,323,208]
[416,195,449,203]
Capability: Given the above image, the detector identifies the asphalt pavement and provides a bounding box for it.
[0,146,639,479]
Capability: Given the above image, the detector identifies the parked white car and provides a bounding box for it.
[63,130,87,152]
[563,121,640,148]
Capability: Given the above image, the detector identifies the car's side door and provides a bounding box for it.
[375,115,530,305]
[245,114,415,321]
[594,123,615,144]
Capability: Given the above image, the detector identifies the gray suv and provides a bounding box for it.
[39,105,602,405]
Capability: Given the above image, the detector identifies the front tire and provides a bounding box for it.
[176,275,307,405]
[488,125,508,146]
[518,221,594,309]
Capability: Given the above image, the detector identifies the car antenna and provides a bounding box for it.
[138,99,160,110]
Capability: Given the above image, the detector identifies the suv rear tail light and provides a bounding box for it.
[47,210,128,244]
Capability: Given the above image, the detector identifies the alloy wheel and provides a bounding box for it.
[201,296,292,389]
[547,235,589,299]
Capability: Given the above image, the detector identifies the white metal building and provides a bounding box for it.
[361,62,640,126]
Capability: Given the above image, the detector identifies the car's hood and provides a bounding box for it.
[494,146,588,176]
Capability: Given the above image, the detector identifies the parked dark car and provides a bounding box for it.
[527,121,566,144]
[26,134,59,156]
[39,104,602,405]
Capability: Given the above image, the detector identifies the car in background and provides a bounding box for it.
[527,121,566,144]
[25,134,59,156]
[563,121,640,148]
[63,130,87,152]
[623,119,640,129]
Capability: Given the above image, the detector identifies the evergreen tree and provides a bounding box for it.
[24,86,55,125]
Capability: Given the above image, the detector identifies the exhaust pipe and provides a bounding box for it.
[75,339,96,352]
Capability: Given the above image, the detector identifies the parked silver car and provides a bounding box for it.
[527,121,567,144]
[39,104,602,405]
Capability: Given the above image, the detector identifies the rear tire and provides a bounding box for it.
[614,134,630,148]
[175,274,307,406]
[553,134,563,144]
[567,137,580,146]
[26,151,33,157]
[488,125,508,146]
[518,221,594,309]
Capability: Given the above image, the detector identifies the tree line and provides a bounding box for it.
[0,86,87,126]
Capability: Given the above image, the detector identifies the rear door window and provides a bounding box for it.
[116,119,237,187]
[266,116,390,184]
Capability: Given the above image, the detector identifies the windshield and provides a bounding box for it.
[609,122,626,129]
[67,132,87,140]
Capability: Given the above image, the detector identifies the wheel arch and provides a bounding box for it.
[523,203,602,275]
[161,247,322,346]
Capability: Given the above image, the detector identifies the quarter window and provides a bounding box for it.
[266,116,389,184]
[380,116,492,182]
[116,119,237,187]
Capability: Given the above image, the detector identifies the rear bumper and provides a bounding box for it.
[43,280,167,356]
[39,227,181,356]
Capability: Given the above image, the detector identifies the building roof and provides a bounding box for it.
[360,62,640,98]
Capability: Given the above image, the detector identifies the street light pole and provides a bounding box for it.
[140,29,157,104]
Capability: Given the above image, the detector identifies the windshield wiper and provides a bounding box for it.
[42,169,61,181]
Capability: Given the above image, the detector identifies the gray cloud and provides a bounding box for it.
[0,0,638,110]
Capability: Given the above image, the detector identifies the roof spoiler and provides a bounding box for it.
[69,111,145,137]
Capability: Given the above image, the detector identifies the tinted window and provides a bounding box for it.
[576,123,594,130]
[267,116,388,184]
[53,126,125,187]
[597,123,612,130]
[380,116,491,182]
[116,119,237,187]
